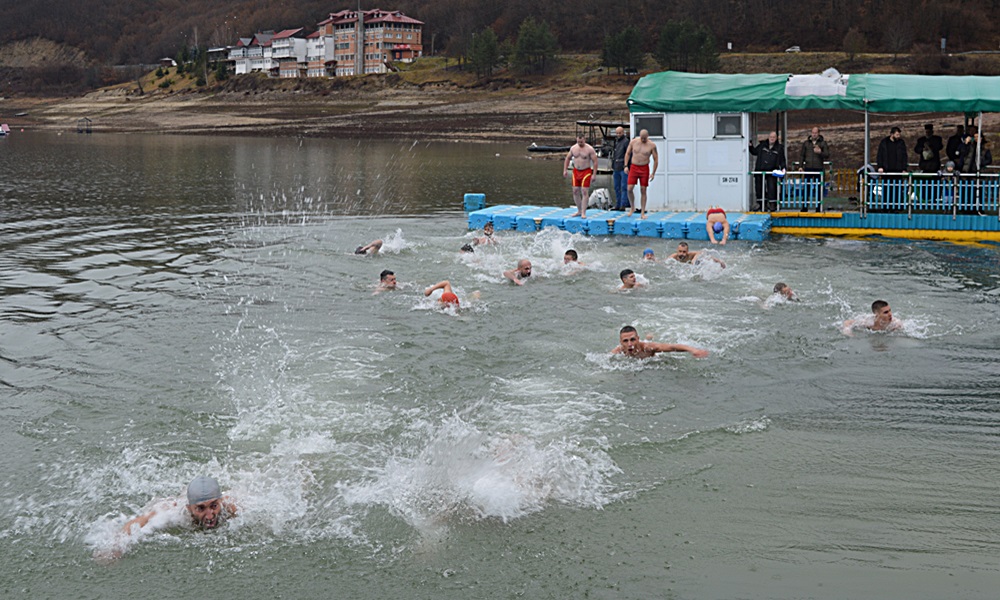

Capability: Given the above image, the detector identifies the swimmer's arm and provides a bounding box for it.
[650,146,658,181]
[841,319,855,336]
[650,342,709,358]
[121,498,179,535]
[424,280,451,296]
[610,345,623,354]
[666,253,680,261]
[563,149,572,175]
[503,269,524,285]
[624,141,633,169]
[122,511,155,534]
[711,256,726,268]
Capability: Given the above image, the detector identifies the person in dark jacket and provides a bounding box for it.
[876,127,908,174]
[945,125,965,164]
[610,126,630,210]
[749,131,786,211]
[957,128,992,173]
[914,123,943,173]
[800,127,830,173]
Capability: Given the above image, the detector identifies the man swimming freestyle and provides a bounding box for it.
[611,325,709,359]
[122,476,238,535]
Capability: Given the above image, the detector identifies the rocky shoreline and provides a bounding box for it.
[8,80,999,171]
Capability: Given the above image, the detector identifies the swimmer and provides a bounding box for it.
[474,222,496,245]
[618,268,644,290]
[122,476,238,536]
[611,325,709,359]
[773,282,797,301]
[423,280,473,307]
[842,299,903,335]
[563,249,586,266]
[642,248,657,262]
[667,242,726,268]
[705,207,730,245]
[355,239,383,255]
[375,269,397,294]
[504,259,532,286]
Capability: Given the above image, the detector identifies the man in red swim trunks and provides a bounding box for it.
[624,129,659,219]
[563,135,599,218]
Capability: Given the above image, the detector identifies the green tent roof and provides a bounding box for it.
[627,71,1000,114]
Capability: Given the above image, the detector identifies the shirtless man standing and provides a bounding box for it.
[563,135,599,218]
[624,129,659,219]
[611,325,709,359]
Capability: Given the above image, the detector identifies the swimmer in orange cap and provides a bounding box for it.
[424,280,461,306]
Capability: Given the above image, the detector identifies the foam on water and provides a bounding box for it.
[336,414,623,534]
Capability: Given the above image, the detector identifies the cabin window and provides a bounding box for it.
[714,114,742,138]
[634,114,664,138]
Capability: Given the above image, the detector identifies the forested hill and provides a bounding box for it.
[0,0,995,65]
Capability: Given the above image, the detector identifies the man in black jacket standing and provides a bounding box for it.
[611,126,630,210]
[876,127,908,174]
[750,131,786,211]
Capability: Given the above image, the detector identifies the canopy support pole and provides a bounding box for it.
[783,112,789,170]
[976,111,984,215]
[863,107,870,218]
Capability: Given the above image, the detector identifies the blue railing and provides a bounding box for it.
[864,173,1000,215]
[779,172,826,211]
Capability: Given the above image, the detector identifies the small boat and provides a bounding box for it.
[0,124,10,136]
[527,142,571,153]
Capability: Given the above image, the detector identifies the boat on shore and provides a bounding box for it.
[526,142,570,153]
[0,124,10,136]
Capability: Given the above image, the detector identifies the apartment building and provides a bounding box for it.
[316,9,424,76]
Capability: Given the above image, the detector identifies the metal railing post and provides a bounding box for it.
[906,173,913,219]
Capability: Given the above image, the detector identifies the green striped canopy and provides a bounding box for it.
[627,71,1000,114]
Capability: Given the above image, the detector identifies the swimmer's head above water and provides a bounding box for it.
[186,476,224,529]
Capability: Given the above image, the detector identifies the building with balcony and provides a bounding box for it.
[316,8,423,76]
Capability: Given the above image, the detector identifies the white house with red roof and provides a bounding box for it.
[229,31,275,75]
[271,28,308,78]
[305,30,337,78]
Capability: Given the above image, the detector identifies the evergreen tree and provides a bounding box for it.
[468,27,501,79]
[602,27,643,75]
[514,17,558,74]
[654,21,719,73]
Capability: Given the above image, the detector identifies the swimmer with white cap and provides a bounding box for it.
[121,475,238,535]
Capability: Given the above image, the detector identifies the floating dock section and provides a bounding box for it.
[464,195,1000,243]
[466,203,771,242]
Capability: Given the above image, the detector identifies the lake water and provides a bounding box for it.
[2,132,1000,599]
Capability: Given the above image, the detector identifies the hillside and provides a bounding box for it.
[10,50,1000,153]
[0,0,996,66]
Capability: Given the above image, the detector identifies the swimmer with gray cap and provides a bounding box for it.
[121,475,238,535]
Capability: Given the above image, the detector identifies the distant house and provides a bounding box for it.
[270,28,308,78]
[230,31,275,75]
[159,58,177,68]
[305,30,337,78]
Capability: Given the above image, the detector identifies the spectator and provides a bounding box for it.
[611,126,630,211]
[957,128,993,173]
[800,127,830,173]
[876,127,908,174]
[749,131,786,211]
[946,125,965,164]
[914,123,943,173]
